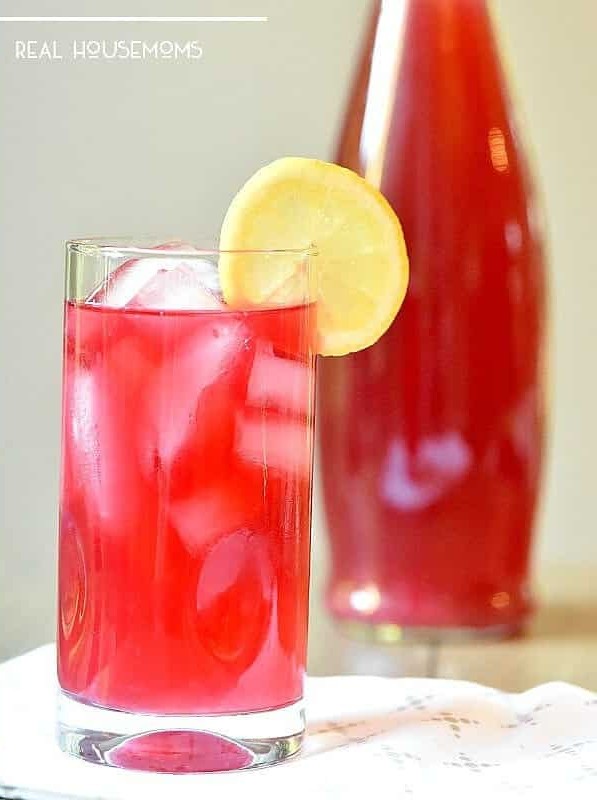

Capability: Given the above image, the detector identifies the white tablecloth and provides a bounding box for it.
[1,644,596,799]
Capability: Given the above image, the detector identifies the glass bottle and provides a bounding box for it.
[318,0,547,638]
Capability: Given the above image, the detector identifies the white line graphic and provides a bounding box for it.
[0,17,268,23]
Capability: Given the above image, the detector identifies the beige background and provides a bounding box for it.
[1,0,596,661]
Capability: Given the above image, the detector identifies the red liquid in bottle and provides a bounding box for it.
[319,0,546,632]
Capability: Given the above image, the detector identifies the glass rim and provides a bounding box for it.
[66,237,317,258]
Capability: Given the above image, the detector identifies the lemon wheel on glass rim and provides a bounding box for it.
[219,157,409,356]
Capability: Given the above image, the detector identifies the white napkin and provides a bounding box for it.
[1,645,596,799]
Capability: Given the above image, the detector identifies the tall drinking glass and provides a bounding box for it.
[57,238,317,772]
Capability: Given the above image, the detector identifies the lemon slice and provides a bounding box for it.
[219,157,408,356]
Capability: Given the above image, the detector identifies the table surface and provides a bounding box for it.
[3,646,597,800]
[307,564,597,692]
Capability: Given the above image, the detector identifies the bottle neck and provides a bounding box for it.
[378,0,494,40]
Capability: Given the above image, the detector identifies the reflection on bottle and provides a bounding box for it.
[381,433,472,511]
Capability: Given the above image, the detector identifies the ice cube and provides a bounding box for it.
[169,491,254,557]
[64,338,154,536]
[87,256,161,308]
[128,260,222,311]
[193,528,274,669]
[68,368,97,464]
[235,413,311,477]
[246,349,312,417]
[88,242,222,310]
[141,319,253,475]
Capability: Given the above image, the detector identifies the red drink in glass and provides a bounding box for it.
[57,240,316,770]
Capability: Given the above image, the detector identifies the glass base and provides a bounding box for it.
[57,691,304,773]
[337,619,524,644]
